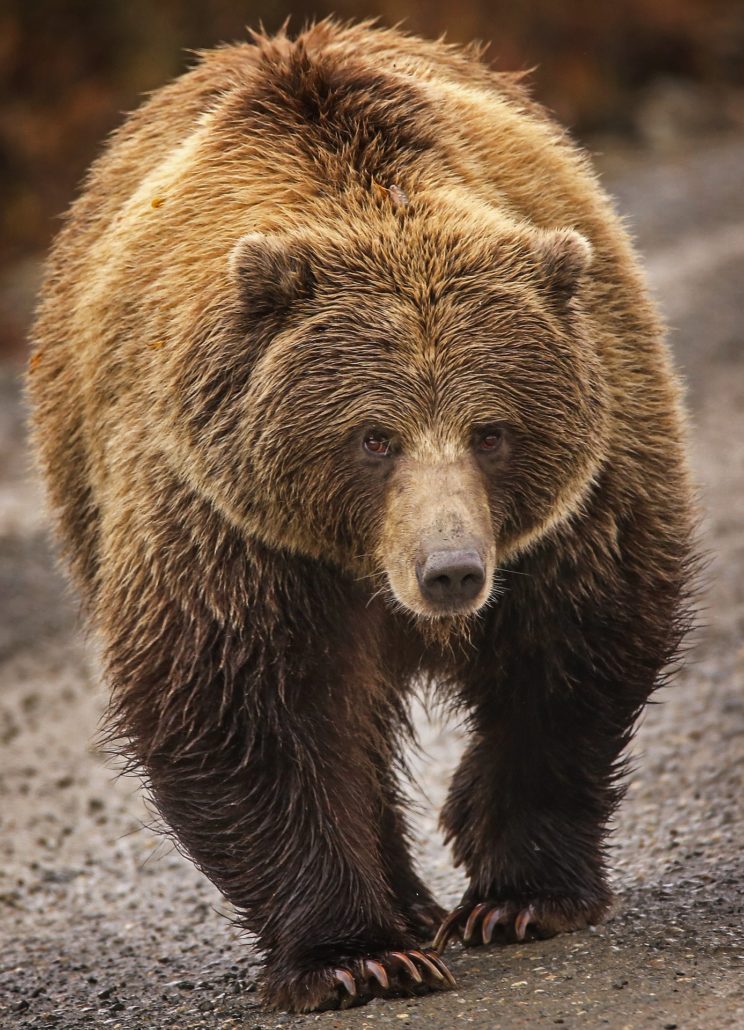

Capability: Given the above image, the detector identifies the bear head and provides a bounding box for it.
[171,203,610,626]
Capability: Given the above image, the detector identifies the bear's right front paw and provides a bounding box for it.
[263,948,456,1012]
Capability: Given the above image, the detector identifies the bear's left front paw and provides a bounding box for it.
[433,896,609,952]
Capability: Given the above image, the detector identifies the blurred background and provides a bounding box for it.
[2,0,744,357]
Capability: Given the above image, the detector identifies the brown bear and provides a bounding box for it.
[27,19,696,1013]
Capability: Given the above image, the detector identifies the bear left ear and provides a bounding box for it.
[531,228,593,305]
[229,231,315,320]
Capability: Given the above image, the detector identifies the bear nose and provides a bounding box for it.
[416,550,486,606]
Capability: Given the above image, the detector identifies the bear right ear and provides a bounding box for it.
[229,232,315,319]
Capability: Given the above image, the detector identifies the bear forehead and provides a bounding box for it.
[254,289,592,438]
[299,284,554,361]
[293,222,555,343]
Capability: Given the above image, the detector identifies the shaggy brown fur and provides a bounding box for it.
[27,19,696,1013]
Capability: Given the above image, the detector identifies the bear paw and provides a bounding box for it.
[263,948,456,1012]
[432,896,608,952]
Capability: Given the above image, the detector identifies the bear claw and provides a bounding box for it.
[433,898,595,952]
[409,948,456,986]
[432,905,468,951]
[324,948,455,1009]
[389,950,423,983]
[463,902,489,942]
[364,958,390,989]
[514,905,538,942]
[334,968,357,998]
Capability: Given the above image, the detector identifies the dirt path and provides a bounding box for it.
[1,135,742,1030]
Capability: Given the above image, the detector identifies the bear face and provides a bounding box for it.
[169,209,609,622]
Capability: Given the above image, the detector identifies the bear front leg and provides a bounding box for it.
[435,494,693,955]
[254,728,454,1009]
[101,554,453,1012]
[435,709,616,952]
[250,730,454,1011]
[436,642,647,950]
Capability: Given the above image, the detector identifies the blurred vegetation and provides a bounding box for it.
[1,0,743,338]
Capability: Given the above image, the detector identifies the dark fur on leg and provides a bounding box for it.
[437,473,697,950]
[98,484,452,1011]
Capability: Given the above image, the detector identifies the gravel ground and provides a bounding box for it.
[1,134,742,1030]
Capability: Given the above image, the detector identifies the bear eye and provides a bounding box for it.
[363,430,393,457]
[474,425,507,453]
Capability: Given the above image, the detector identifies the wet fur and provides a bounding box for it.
[27,19,696,1013]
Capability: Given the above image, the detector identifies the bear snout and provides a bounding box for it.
[416,548,486,608]
[379,453,495,618]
